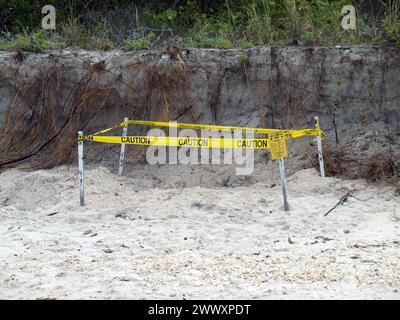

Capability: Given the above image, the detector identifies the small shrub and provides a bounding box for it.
[303,31,315,45]
[63,22,92,49]
[359,153,399,182]
[191,35,232,49]
[124,32,156,51]
[385,23,400,43]
[153,8,178,25]
[0,30,65,52]
[218,38,232,49]
[90,37,114,51]
[382,0,400,44]
[308,143,349,177]
[368,80,375,88]
[238,52,249,65]
[238,39,253,49]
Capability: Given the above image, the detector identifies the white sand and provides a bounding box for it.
[0,165,399,299]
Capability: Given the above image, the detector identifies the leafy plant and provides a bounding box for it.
[238,39,253,49]
[124,32,156,51]
[0,30,65,52]
[238,51,250,64]
[0,0,399,51]
[190,35,232,49]
[368,79,375,88]
[304,31,316,45]
[382,0,400,43]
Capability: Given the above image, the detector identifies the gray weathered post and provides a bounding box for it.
[315,116,325,177]
[78,131,84,206]
[278,157,289,211]
[118,117,129,176]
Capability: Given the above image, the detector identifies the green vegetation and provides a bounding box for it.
[381,0,400,42]
[0,30,65,52]
[124,32,156,51]
[303,31,316,46]
[238,39,253,49]
[238,51,250,64]
[368,79,375,88]
[0,0,399,52]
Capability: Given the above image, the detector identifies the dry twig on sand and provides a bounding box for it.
[324,190,354,216]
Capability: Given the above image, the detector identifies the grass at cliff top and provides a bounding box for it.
[0,0,399,52]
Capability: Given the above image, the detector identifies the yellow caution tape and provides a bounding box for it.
[87,120,324,140]
[79,135,271,149]
[79,119,324,159]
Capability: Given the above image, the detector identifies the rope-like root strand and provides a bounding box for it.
[0,54,193,169]
[0,64,119,168]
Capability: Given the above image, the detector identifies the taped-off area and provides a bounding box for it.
[79,135,271,149]
[87,119,324,140]
[76,118,326,209]
[78,119,324,158]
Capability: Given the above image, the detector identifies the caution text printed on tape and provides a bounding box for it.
[87,120,324,140]
[79,135,271,149]
[79,119,325,160]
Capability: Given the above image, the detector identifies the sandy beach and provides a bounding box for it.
[0,165,399,299]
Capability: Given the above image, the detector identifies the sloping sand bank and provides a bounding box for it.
[0,166,399,299]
